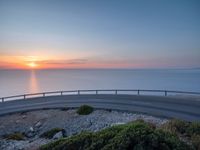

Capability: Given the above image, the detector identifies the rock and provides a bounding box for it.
[25,127,35,138]
[35,121,42,128]
[53,131,63,139]
[111,122,125,126]
[22,115,26,119]
[15,120,20,123]
[26,132,35,138]
[0,140,28,150]
[29,127,34,132]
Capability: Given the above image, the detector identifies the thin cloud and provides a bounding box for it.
[31,59,88,65]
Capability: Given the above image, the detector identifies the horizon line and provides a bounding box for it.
[0,67,199,70]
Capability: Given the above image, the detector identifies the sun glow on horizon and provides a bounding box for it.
[27,62,38,68]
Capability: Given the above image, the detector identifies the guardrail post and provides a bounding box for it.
[165,91,167,96]
[61,91,63,96]
[43,93,45,97]
[2,98,4,102]
[96,90,98,95]
[138,90,140,95]
[24,95,26,99]
[115,90,117,95]
[78,90,80,95]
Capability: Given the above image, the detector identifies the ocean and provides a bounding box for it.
[0,69,200,97]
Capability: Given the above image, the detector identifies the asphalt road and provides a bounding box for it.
[0,94,199,121]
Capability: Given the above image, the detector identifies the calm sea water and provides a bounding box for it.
[0,69,200,97]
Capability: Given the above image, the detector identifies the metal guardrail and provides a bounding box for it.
[1,89,200,102]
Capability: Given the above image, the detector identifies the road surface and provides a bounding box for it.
[0,94,199,121]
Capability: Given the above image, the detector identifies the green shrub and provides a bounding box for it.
[77,105,93,115]
[160,119,200,150]
[160,119,190,135]
[191,135,200,150]
[4,132,25,141]
[40,128,65,139]
[40,121,192,150]
[161,119,200,136]
[186,122,200,136]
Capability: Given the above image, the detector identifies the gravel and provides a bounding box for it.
[0,108,168,150]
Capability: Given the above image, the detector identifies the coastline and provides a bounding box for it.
[0,94,199,149]
[0,108,167,150]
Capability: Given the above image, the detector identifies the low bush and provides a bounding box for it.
[4,132,25,141]
[191,135,200,150]
[161,119,200,136]
[40,120,192,150]
[186,122,200,136]
[77,105,93,115]
[40,128,65,139]
[160,119,200,150]
[160,119,190,135]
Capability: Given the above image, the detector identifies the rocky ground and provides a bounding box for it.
[0,108,168,150]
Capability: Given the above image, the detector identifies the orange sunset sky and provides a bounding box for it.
[0,0,199,69]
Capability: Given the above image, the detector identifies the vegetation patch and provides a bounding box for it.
[160,119,200,136]
[3,132,25,141]
[191,135,200,150]
[160,119,190,134]
[40,128,65,139]
[40,120,193,150]
[186,122,200,136]
[77,105,94,115]
[160,119,200,150]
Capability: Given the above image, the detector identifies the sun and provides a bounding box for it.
[28,62,38,68]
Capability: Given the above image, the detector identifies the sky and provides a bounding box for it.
[0,0,200,69]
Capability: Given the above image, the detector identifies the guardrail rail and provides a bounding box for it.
[1,89,200,102]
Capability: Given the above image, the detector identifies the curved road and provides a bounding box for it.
[0,94,200,121]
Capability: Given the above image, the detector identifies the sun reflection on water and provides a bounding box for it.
[29,70,39,93]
